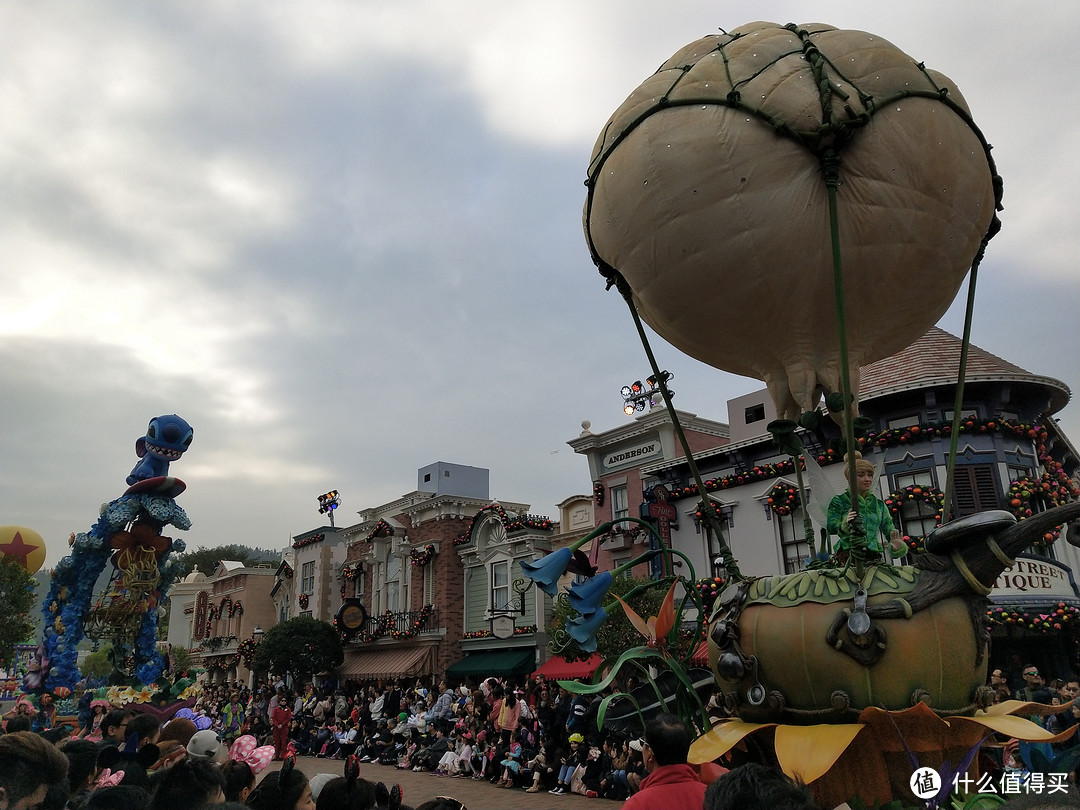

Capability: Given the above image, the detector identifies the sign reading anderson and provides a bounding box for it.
[605,441,660,468]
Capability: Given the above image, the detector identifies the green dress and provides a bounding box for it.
[827,490,894,553]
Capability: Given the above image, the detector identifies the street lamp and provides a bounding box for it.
[621,371,674,415]
[317,490,341,527]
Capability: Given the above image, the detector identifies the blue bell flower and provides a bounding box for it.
[568,571,614,617]
[520,547,573,596]
[567,607,609,653]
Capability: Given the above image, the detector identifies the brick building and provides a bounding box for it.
[334,463,558,684]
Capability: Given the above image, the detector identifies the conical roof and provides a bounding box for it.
[859,327,1070,413]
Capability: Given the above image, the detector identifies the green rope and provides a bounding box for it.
[615,276,743,582]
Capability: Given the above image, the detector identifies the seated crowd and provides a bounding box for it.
[228,672,657,799]
[7,664,1079,809]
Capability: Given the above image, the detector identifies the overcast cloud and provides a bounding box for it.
[3,1,1078,568]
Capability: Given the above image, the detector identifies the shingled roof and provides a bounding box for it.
[859,327,1070,413]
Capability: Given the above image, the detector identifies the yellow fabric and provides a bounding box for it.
[688,720,775,764]
[775,724,865,784]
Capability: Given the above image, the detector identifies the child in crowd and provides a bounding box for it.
[494,729,523,788]
[450,731,475,778]
[550,732,585,795]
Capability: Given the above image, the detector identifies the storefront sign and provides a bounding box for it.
[992,557,1079,599]
[605,441,660,469]
[490,614,515,640]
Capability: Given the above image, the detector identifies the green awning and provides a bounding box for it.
[446,648,534,678]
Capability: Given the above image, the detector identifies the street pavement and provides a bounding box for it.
[276,754,606,810]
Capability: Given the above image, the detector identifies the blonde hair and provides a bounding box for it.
[844,453,875,484]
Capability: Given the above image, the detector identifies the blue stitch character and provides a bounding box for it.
[126,414,193,484]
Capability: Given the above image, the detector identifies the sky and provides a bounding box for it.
[3,1,1078,570]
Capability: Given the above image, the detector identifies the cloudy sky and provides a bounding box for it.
[3,1,1078,569]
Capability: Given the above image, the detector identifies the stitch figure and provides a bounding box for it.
[126,414,193,485]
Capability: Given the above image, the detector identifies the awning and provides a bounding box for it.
[446,648,534,679]
[532,654,602,680]
[338,645,431,680]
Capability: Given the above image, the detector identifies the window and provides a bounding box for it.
[1007,465,1033,486]
[893,471,940,539]
[888,414,920,430]
[491,560,509,611]
[301,562,315,595]
[777,509,810,574]
[611,485,629,521]
[745,404,766,424]
[385,552,401,614]
[423,561,435,605]
[354,568,365,600]
[952,464,999,517]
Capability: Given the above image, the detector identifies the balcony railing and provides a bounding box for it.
[360,607,439,641]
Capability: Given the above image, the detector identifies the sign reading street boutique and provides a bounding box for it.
[604,441,661,470]
[991,556,1080,600]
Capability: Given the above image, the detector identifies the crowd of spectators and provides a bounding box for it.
[209,672,656,799]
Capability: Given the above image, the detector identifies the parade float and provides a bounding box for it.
[523,20,1080,808]
[18,415,201,724]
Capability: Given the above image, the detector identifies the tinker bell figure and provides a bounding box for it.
[824,453,906,562]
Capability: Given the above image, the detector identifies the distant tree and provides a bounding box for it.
[174,544,279,579]
[0,555,37,669]
[81,646,114,680]
[250,616,343,683]
[166,645,196,677]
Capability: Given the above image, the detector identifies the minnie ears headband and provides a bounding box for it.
[229,734,275,775]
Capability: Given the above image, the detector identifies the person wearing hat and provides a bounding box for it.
[622,713,705,810]
[826,454,904,560]
[549,732,585,794]
[186,729,227,764]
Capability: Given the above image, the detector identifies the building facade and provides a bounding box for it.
[570,328,1080,674]
[167,560,277,685]
[332,463,559,684]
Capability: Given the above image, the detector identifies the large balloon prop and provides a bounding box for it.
[583,22,1001,420]
[0,525,47,575]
